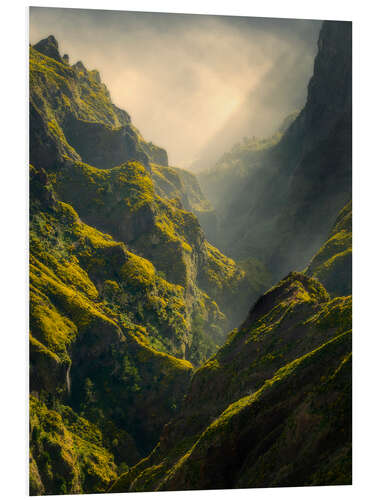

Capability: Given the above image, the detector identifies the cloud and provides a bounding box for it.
[30,7,321,167]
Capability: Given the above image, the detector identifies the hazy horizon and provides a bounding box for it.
[30,7,321,168]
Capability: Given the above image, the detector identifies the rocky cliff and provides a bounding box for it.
[198,21,352,282]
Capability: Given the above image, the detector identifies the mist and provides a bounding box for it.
[30,7,321,168]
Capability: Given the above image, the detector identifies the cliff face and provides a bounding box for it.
[199,21,352,281]
[30,36,167,173]
[29,35,270,495]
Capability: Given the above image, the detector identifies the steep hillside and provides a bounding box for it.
[30,36,168,171]
[111,200,352,492]
[198,112,298,218]
[29,28,351,496]
[30,164,194,494]
[29,36,271,495]
[198,21,351,281]
[151,163,219,243]
[111,274,351,492]
[29,36,263,351]
[306,201,352,296]
[30,396,118,495]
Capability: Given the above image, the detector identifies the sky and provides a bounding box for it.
[29,7,322,168]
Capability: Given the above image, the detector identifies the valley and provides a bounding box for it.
[29,20,352,495]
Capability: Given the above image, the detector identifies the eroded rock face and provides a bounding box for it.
[29,24,351,495]
[110,198,352,492]
[33,35,63,63]
[62,115,151,170]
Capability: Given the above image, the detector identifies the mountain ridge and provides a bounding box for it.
[29,34,272,495]
[29,21,352,495]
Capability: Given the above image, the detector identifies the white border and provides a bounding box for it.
[1,1,374,499]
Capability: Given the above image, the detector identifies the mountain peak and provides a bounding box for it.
[72,60,88,75]
[33,34,63,63]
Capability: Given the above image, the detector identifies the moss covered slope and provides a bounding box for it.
[157,331,351,490]
[29,35,270,495]
[29,33,351,496]
[306,201,352,296]
[30,396,117,495]
[111,272,351,492]
[30,37,264,358]
[151,163,219,243]
[30,164,195,494]
[30,37,167,172]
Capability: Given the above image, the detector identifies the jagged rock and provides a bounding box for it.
[33,34,63,63]
[29,24,351,495]
[73,60,88,76]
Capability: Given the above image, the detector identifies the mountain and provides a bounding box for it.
[306,201,352,296]
[111,205,352,492]
[109,21,352,493]
[29,35,271,495]
[29,24,351,495]
[198,112,298,221]
[189,20,321,173]
[150,163,219,244]
[197,21,352,282]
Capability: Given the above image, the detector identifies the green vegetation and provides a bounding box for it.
[30,38,260,358]
[29,165,196,491]
[157,331,351,491]
[30,37,258,494]
[29,29,351,495]
[307,201,352,296]
[30,396,117,495]
[112,272,352,492]
[197,112,298,219]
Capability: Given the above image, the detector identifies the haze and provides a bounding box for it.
[29,7,321,168]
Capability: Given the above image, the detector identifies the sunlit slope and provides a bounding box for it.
[111,198,352,492]
[30,36,168,171]
[30,165,193,494]
[112,273,351,492]
[29,37,267,356]
[306,201,351,296]
[29,35,273,495]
